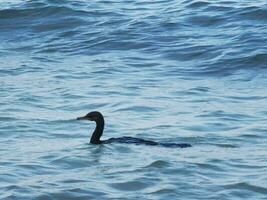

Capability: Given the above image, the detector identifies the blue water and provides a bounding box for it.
[1,0,267,199]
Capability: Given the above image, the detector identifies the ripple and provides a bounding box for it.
[186,1,211,9]
[0,5,88,20]
[148,188,176,195]
[187,14,225,27]
[223,182,267,195]
[194,162,226,171]
[109,180,151,191]
[37,188,106,200]
[238,6,267,21]
[114,105,159,113]
[143,160,170,169]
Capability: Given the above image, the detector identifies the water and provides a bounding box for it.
[1,0,267,199]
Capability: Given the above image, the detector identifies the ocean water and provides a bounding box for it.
[0,0,267,199]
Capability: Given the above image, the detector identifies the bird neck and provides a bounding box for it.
[90,117,104,144]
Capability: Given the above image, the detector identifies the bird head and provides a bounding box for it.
[77,111,103,122]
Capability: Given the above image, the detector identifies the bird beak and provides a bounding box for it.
[76,116,88,120]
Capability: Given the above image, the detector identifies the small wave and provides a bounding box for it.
[16,163,54,173]
[186,14,226,27]
[109,180,150,191]
[237,6,267,21]
[196,110,258,122]
[148,188,176,195]
[185,1,211,9]
[114,105,159,113]
[213,143,238,148]
[49,154,95,170]
[194,162,225,171]
[37,188,106,200]
[0,116,18,121]
[143,160,170,168]
[223,182,267,194]
[0,5,88,20]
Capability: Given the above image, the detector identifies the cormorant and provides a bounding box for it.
[77,111,191,148]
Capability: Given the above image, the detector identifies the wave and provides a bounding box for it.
[223,182,267,195]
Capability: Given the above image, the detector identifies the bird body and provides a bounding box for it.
[77,111,191,148]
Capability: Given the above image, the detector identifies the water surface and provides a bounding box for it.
[0,0,267,199]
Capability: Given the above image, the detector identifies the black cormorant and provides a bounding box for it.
[77,111,191,148]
